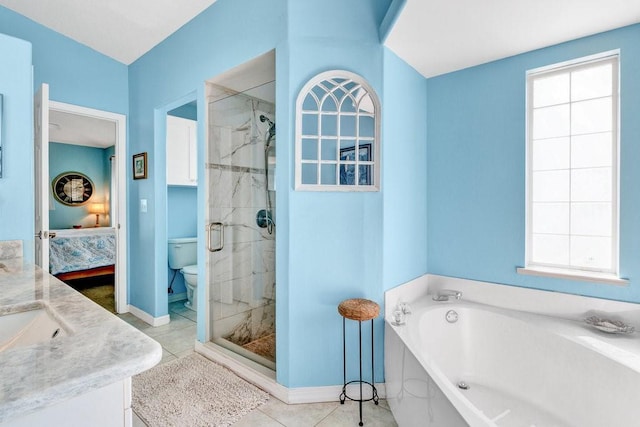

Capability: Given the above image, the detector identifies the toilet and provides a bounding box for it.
[167,237,198,311]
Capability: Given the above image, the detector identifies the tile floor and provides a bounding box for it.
[118,300,398,427]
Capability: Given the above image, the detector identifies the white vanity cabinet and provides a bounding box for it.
[0,259,161,427]
[3,379,132,427]
[166,115,197,186]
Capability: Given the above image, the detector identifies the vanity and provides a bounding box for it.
[0,258,162,426]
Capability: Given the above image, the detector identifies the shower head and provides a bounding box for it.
[259,114,274,127]
[260,114,276,142]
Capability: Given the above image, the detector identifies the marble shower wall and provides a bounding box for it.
[207,88,276,346]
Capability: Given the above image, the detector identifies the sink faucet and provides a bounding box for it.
[432,289,462,302]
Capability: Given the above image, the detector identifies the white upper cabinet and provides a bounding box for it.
[166,115,197,186]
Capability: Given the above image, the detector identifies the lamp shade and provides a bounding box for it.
[88,203,105,214]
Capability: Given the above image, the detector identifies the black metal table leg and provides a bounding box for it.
[337,299,380,426]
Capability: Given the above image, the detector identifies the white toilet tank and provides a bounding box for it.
[168,237,197,269]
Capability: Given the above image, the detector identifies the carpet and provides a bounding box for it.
[132,353,269,427]
[78,284,115,313]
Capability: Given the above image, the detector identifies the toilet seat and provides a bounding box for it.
[182,264,198,276]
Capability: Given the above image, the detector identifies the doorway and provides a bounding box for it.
[35,86,128,313]
[166,100,198,320]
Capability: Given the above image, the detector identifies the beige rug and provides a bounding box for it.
[132,353,269,427]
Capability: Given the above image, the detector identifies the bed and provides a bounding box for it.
[49,228,116,281]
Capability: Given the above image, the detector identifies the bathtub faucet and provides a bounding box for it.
[432,289,462,302]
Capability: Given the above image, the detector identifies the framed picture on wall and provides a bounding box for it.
[339,143,371,185]
[133,152,147,180]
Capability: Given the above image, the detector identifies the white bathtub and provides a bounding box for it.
[385,288,640,426]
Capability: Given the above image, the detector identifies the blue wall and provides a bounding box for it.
[127,0,287,328]
[284,0,390,388]
[0,33,32,258]
[168,102,197,121]
[127,0,403,388]
[0,6,128,261]
[49,142,112,229]
[0,7,128,112]
[426,24,640,303]
[382,48,428,290]
[167,187,197,239]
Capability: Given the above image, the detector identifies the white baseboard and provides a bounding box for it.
[288,382,386,404]
[127,304,170,327]
[168,292,187,303]
[195,342,385,404]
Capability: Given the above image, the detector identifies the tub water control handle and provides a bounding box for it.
[207,222,224,252]
[398,302,412,315]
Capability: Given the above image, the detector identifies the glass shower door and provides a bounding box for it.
[206,81,276,370]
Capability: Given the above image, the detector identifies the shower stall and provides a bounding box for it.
[205,79,276,370]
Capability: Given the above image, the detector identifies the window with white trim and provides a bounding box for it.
[295,70,380,191]
[525,52,619,277]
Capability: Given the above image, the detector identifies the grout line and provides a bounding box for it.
[314,404,340,426]
[132,409,149,427]
[254,406,287,426]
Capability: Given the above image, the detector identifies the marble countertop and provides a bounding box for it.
[0,258,162,423]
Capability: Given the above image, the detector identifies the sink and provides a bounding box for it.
[0,303,69,352]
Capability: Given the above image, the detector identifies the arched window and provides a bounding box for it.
[295,70,380,191]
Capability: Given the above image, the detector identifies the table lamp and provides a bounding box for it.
[88,202,105,227]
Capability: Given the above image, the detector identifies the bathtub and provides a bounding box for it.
[385,296,640,426]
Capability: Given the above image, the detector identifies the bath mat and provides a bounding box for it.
[132,353,269,427]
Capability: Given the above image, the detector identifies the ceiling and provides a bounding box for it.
[385,0,640,78]
[207,50,276,104]
[49,110,116,148]
[1,0,637,77]
[6,1,633,146]
[0,0,218,65]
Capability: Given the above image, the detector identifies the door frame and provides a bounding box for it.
[48,101,128,313]
[34,84,50,271]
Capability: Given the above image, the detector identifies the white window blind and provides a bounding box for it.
[526,53,619,275]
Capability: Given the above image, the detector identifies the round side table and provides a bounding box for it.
[338,298,380,426]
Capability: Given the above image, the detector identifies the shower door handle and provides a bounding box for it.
[207,222,224,252]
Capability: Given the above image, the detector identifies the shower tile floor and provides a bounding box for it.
[242,332,276,362]
[119,300,397,426]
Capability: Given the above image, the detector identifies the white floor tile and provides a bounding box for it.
[132,410,147,427]
[233,408,284,427]
[316,400,397,427]
[152,326,197,354]
[159,348,177,365]
[258,399,339,427]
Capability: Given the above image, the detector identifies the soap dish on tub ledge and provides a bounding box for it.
[585,316,635,334]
